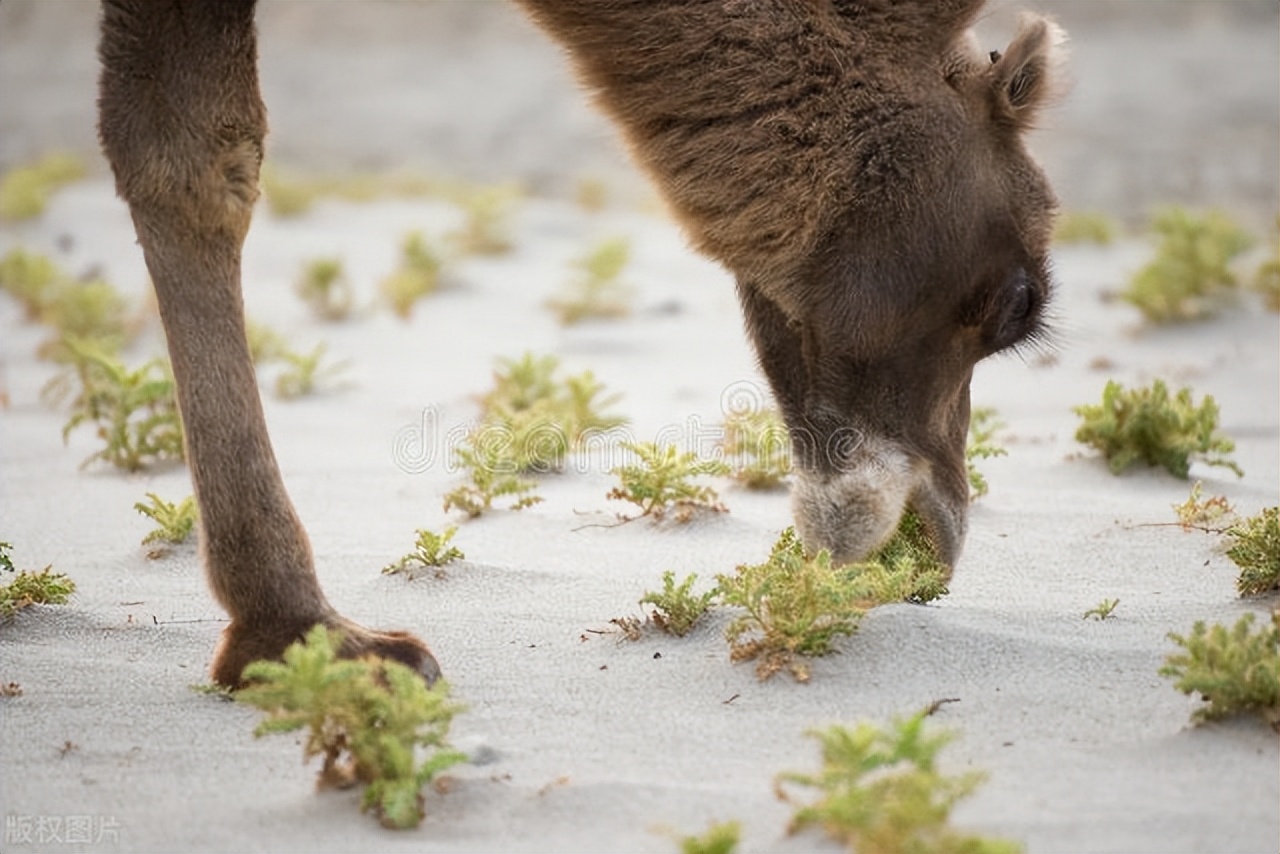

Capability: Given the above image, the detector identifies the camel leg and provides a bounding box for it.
[96,0,439,687]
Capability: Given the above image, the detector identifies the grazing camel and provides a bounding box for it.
[96,0,1064,687]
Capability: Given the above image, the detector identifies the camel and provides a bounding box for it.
[95,0,1065,687]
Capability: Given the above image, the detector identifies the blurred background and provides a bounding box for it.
[1,0,1276,227]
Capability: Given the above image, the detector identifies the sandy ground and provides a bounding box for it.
[2,2,1279,853]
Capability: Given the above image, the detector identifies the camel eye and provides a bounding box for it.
[982,268,1039,353]
[1008,275,1032,323]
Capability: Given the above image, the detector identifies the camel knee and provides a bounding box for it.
[97,0,265,242]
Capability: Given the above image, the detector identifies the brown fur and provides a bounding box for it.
[96,0,1064,685]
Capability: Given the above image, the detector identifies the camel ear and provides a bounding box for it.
[988,14,1068,129]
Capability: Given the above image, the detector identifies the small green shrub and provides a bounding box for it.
[1173,481,1234,529]
[1073,379,1241,479]
[445,185,517,256]
[0,543,76,619]
[274,342,350,400]
[134,493,198,547]
[443,354,625,518]
[383,527,465,576]
[381,232,443,319]
[482,352,559,414]
[966,407,1007,500]
[480,352,626,449]
[1226,507,1280,597]
[640,571,718,637]
[237,625,468,829]
[1159,612,1279,729]
[608,442,730,522]
[260,165,317,217]
[0,247,61,319]
[295,257,354,321]
[1121,208,1254,323]
[37,278,133,361]
[720,408,791,489]
[777,712,1023,854]
[1083,598,1119,621]
[1054,211,1117,246]
[260,166,443,217]
[245,318,290,365]
[0,152,86,220]
[716,523,947,682]
[49,338,184,472]
[1253,219,1279,311]
[680,821,741,854]
[0,249,135,358]
[442,426,546,518]
[546,237,633,324]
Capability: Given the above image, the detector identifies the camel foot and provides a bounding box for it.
[211,616,441,689]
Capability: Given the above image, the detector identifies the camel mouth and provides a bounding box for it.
[788,437,917,566]
[789,439,964,572]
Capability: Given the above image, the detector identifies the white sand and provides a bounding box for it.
[2,1,1279,849]
[1,178,1277,853]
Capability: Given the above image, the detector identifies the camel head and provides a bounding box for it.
[733,7,1068,568]
[517,0,1066,569]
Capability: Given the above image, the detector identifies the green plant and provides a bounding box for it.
[1253,219,1279,311]
[640,571,718,637]
[381,231,443,319]
[1073,379,1241,479]
[1121,208,1254,323]
[295,257,354,321]
[274,342,350,400]
[443,354,625,518]
[546,237,633,324]
[481,352,560,414]
[37,279,134,361]
[1226,507,1280,597]
[383,527,465,576]
[0,543,76,619]
[259,165,318,217]
[608,442,730,522]
[442,426,546,518]
[720,407,791,489]
[245,318,290,365]
[716,523,948,681]
[679,821,741,854]
[0,249,135,358]
[134,493,198,547]
[0,152,86,220]
[50,338,184,471]
[777,712,1022,854]
[237,625,468,829]
[1054,211,1117,246]
[0,247,61,319]
[260,165,443,217]
[1083,598,1119,621]
[1159,612,1279,729]
[445,185,517,256]
[480,353,626,451]
[966,407,1007,499]
[1173,481,1234,529]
